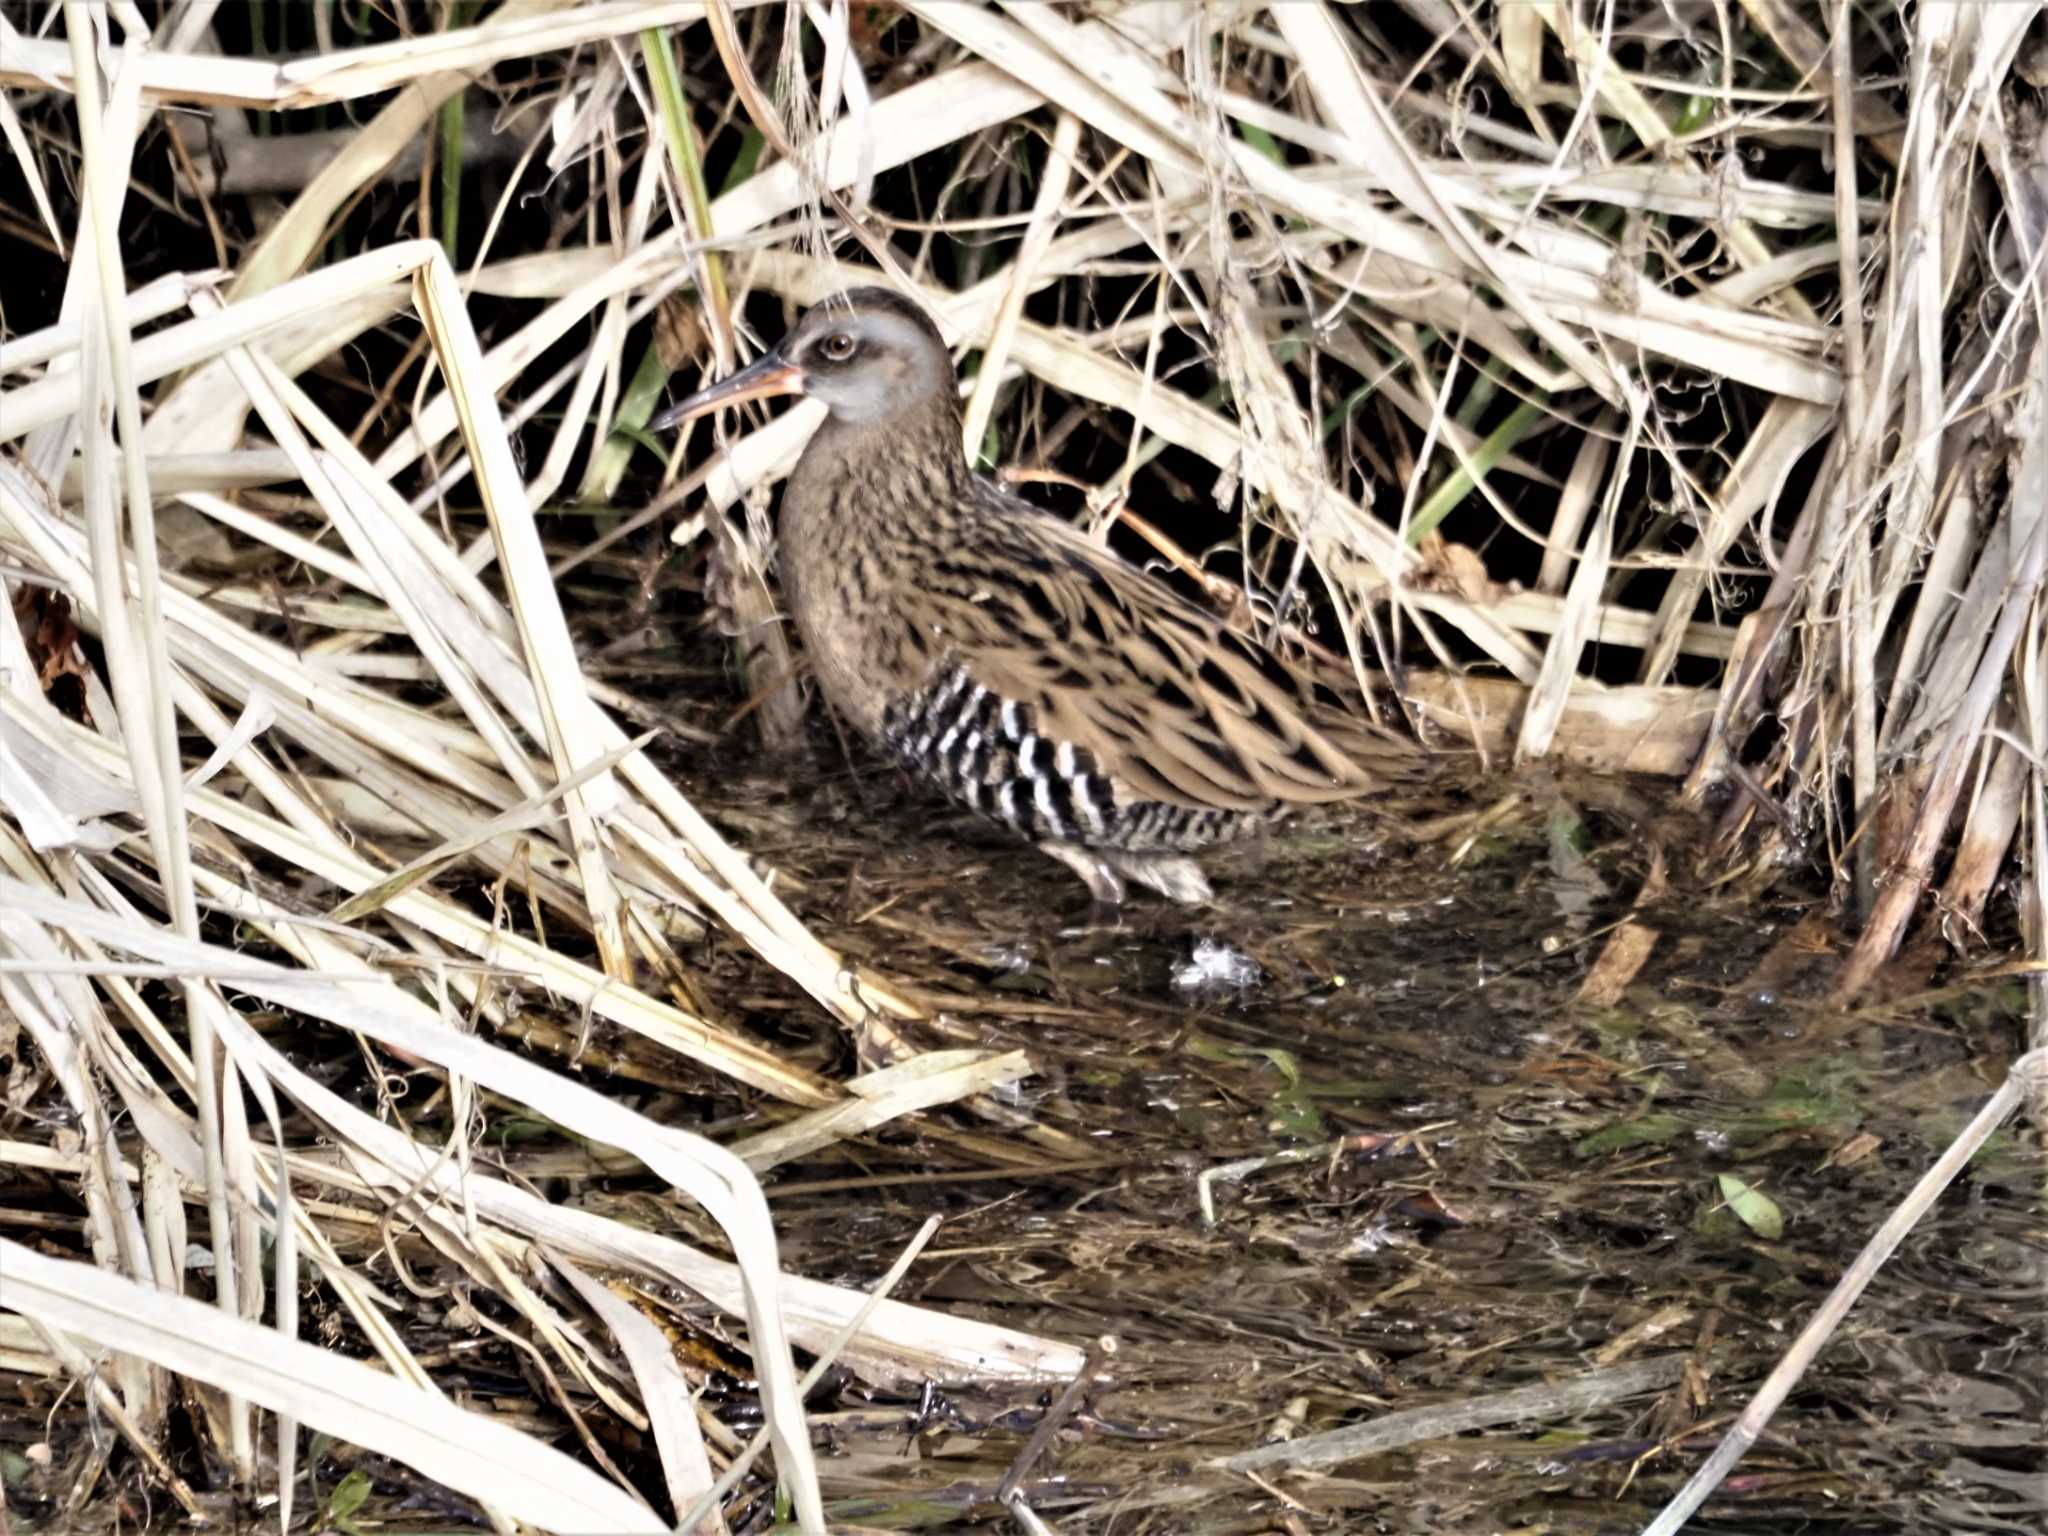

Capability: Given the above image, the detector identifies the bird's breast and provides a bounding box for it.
[779,482,929,741]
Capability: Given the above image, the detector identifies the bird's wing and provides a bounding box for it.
[898,495,1401,812]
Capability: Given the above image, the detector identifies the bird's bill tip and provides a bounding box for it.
[649,354,806,431]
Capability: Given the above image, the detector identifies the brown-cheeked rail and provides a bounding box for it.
[652,287,1411,905]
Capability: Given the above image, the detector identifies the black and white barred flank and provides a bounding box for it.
[880,664,1257,854]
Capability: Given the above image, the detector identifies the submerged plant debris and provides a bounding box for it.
[663,741,2043,1534]
[1170,936,1265,997]
[30,706,2039,1536]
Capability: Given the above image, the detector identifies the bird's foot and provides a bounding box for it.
[1037,841,1213,906]
[1038,840,1127,906]
[1120,852,1213,904]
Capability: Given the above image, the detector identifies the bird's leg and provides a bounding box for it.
[820,697,875,808]
[1038,842,1214,905]
[1107,850,1213,905]
[1038,840,1127,906]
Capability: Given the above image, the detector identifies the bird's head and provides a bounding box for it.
[651,287,955,432]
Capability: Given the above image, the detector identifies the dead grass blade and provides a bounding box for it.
[1,1236,667,1533]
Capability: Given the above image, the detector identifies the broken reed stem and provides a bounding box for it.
[65,0,254,1478]
[997,1335,1115,1504]
[1639,1047,2048,1536]
[673,1215,943,1534]
[1831,0,1876,919]
[1834,338,2048,1000]
[1205,1356,1685,1474]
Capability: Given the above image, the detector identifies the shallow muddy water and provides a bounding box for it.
[9,744,2039,1535]
[707,755,2045,1533]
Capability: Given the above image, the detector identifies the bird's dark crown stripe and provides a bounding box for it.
[825,285,948,349]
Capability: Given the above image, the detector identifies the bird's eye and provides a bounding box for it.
[819,331,857,362]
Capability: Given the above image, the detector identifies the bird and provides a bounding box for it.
[651,286,1406,904]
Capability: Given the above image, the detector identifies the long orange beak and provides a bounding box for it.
[649,351,806,431]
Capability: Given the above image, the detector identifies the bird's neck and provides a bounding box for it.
[778,395,975,736]
[790,396,976,541]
